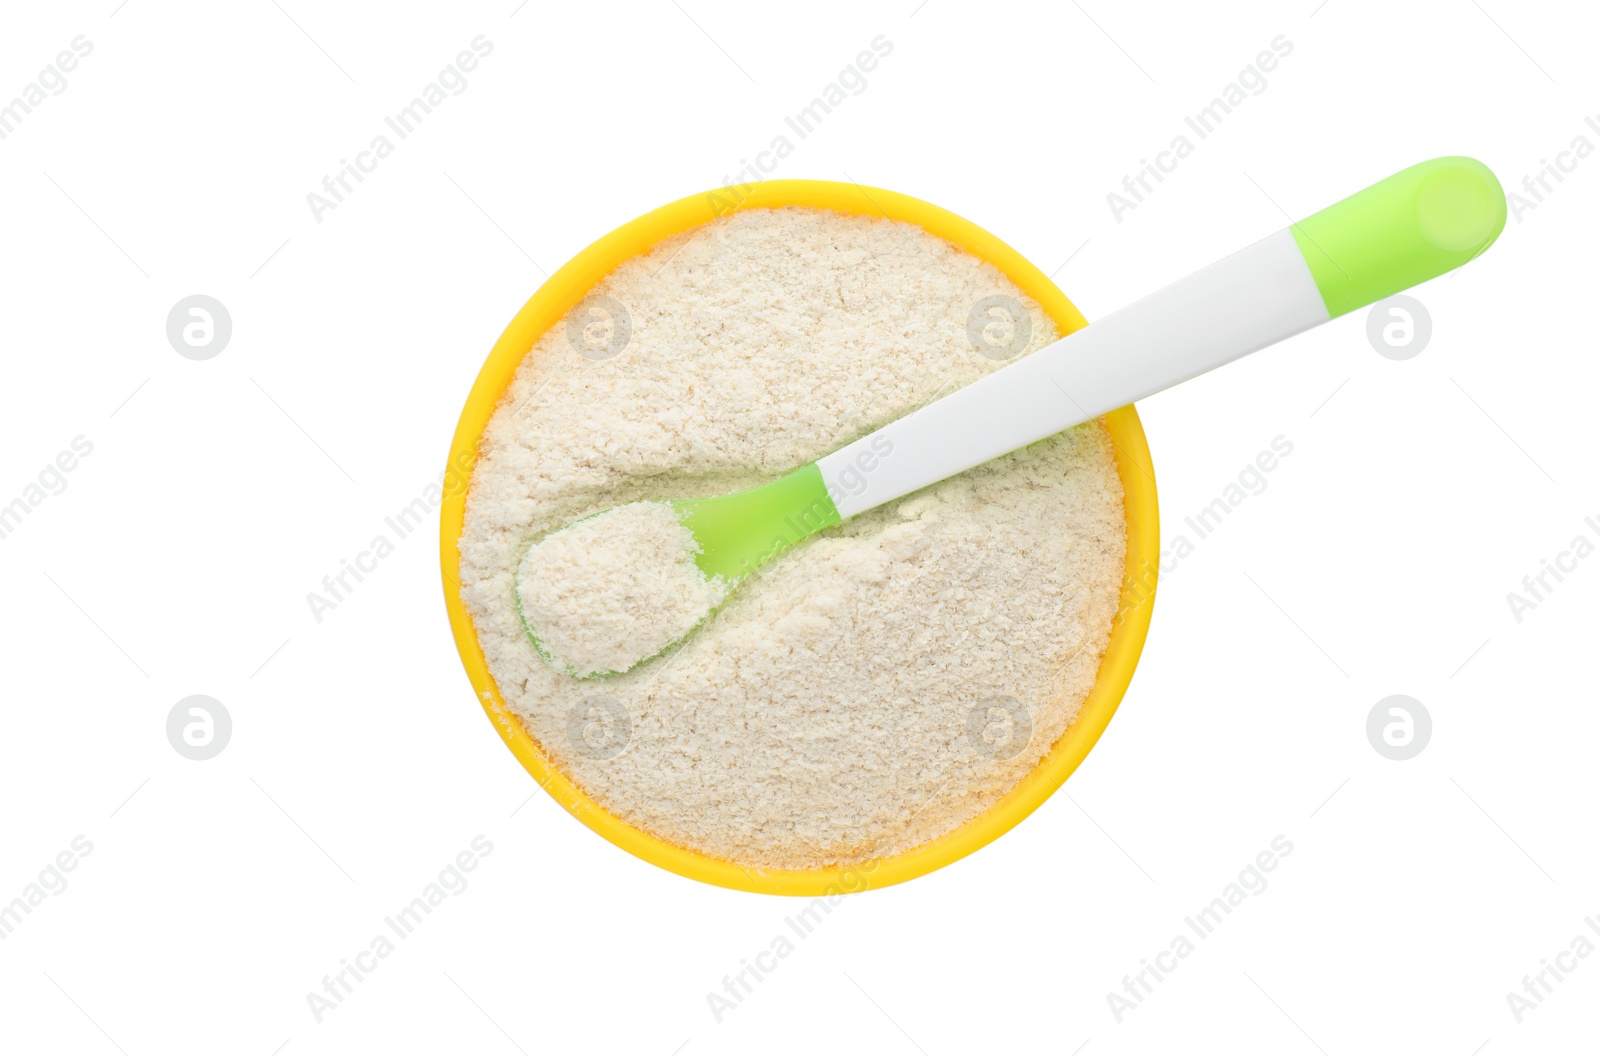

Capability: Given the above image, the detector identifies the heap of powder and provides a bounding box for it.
[516,501,727,677]
[458,206,1127,871]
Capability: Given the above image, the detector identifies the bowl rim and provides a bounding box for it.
[439,179,1160,896]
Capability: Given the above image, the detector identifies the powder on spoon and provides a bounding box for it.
[458,206,1127,871]
[515,500,728,678]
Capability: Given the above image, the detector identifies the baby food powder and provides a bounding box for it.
[459,206,1126,870]
[516,500,728,678]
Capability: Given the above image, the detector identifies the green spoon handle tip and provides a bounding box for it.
[1290,155,1506,318]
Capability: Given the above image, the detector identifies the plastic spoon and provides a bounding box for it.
[518,156,1506,677]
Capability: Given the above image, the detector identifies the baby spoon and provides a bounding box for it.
[518,156,1505,677]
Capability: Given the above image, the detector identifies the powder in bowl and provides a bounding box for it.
[458,205,1127,871]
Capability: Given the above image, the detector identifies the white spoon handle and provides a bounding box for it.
[816,157,1505,518]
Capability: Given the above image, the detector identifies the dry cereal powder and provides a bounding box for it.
[458,206,1127,870]
[515,500,729,678]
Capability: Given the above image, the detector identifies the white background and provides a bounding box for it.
[0,0,1594,1052]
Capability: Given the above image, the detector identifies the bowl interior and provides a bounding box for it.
[439,180,1159,895]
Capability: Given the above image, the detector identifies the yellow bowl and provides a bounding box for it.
[439,180,1159,895]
